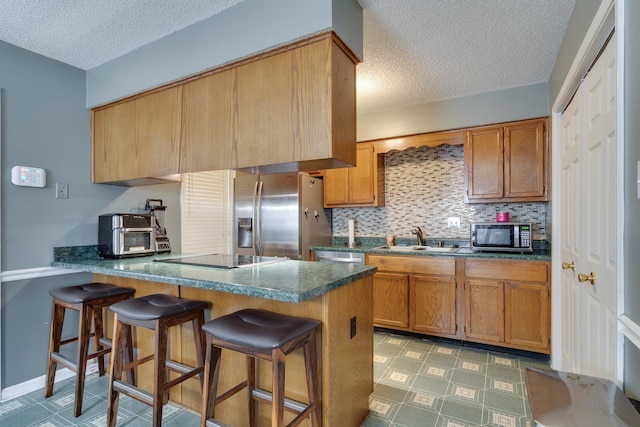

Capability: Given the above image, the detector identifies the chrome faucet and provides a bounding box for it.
[411,226,426,246]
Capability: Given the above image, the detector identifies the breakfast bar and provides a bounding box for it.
[51,249,377,427]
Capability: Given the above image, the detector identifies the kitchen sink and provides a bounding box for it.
[374,245,460,253]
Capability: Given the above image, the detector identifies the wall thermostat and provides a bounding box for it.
[11,166,46,188]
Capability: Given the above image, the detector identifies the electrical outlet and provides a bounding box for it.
[350,316,357,339]
[447,217,460,229]
[56,183,68,199]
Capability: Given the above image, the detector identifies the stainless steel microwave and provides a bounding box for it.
[470,222,533,253]
[99,213,156,258]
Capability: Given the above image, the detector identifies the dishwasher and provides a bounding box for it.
[314,250,365,265]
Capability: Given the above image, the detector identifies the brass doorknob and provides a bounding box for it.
[562,261,575,271]
[578,272,595,285]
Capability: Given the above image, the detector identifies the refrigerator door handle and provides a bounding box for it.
[255,180,264,256]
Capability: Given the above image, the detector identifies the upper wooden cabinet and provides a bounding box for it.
[182,35,357,174]
[323,142,385,207]
[92,32,358,185]
[92,87,182,185]
[180,71,235,173]
[464,118,548,203]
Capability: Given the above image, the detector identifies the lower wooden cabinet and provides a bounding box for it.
[367,254,458,339]
[410,276,457,336]
[366,254,551,354]
[464,258,550,353]
[372,272,409,328]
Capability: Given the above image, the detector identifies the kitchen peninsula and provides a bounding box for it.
[51,248,376,427]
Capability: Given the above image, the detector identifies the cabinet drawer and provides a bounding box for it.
[465,259,548,283]
[367,255,455,276]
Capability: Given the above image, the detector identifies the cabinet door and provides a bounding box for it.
[373,273,409,328]
[505,282,550,352]
[135,87,182,177]
[93,100,136,183]
[349,143,376,204]
[464,279,504,343]
[410,276,457,337]
[323,142,383,207]
[181,71,235,172]
[504,120,546,199]
[92,87,182,183]
[323,167,350,206]
[464,126,504,201]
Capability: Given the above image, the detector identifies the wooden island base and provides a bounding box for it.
[95,273,373,427]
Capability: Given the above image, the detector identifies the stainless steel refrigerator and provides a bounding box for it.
[234,172,331,260]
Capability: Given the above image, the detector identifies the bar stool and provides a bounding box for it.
[107,293,208,427]
[200,309,321,427]
[44,282,135,417]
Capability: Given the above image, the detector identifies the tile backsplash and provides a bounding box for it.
[332,144,548,241]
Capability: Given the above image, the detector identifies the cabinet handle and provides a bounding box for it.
[578,272,595,285]
[562,261,575,271]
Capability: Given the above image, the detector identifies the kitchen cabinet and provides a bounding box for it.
[180,71,234,173]
[92,86,182,185]
[371,272,409,328]
[464,117,548,203]
[181,34,358,174]
[411,276,457,336]
[366,254,458,339]
[463,258,550,353]
[92,32,358,185]
[323,142,385,207]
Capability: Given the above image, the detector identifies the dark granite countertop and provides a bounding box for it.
[310,237,551,261]
[50,246,376,303]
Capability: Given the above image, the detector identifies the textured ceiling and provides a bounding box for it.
[0,0,575,115]
[357,0,575,113]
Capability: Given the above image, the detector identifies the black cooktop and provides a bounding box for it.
[155,254,286,269]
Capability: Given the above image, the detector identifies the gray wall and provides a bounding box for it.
[624,0,640,400]
[0,41,182,271]
[548,0,604,103]
[357,82,549,142]
[0,41,182,388]
[86,0,363,107]
[1,272,93,388]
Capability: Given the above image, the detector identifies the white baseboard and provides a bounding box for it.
[0,363,98,403]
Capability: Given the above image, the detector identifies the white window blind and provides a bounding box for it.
[181,170,233,254]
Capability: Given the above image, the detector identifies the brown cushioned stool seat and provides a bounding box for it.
[201,309,321,427]
[107,293,208,427]
[45,282,135,417]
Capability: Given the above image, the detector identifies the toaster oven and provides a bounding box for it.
[99,213,156,258]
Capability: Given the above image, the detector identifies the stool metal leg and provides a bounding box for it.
[44,302,65,398]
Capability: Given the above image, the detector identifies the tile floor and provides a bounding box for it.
[362,331,550,427]
[0,331,549,426]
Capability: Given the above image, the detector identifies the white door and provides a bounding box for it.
[559,34,618,381]
[560,87,581,374]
